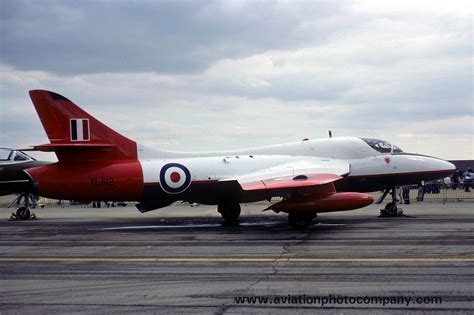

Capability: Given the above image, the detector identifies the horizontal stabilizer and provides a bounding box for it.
[33,143,116,152]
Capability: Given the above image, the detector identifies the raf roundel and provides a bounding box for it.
[159,163,192,194]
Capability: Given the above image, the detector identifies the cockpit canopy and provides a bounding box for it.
[0,148,34,162]
[360,138,403,154]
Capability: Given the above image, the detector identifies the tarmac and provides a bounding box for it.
[0,201,472,314]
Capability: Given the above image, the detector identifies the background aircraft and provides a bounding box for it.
[0,147,50,196]
[21,90,455,228]
[0,148,50,219]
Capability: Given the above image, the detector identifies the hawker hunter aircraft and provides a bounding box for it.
[20,90,454,228]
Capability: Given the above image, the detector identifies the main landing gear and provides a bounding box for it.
[377,187,404,217]
[218,203,241,225]
[288,213,317,230]
[217,203,317,229]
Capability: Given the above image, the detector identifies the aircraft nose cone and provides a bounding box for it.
[428,157,456,179]
[398,153,456,183]
[433,158,456,174]
[405,153,456,174]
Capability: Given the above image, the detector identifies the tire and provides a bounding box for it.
[217,203,241,222]
[384,202,397,216]
[16,207,30,220]
[288,213,314,230]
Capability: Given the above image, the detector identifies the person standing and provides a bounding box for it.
[402,185,411,204]
[451,170,460,190]
[417,182,425,201]
[463,168,473,192]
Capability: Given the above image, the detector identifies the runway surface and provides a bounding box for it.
[0,202,473,314]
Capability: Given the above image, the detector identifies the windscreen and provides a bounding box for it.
[0,148,13,160]
[360,138,403,153]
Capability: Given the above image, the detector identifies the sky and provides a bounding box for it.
[0,0,472,161]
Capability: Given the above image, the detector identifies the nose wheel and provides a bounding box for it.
[16,206,31,220]
[379,187,404,217]
[9,192,37,221]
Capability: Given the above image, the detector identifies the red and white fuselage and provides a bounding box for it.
[24,90,455,217]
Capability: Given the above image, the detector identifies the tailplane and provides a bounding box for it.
[29,90,137,161]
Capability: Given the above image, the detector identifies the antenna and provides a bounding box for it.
[328,130,332,138]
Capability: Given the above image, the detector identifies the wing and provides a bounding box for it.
[222,159,350,191]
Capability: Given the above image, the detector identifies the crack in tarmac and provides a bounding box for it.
[214,229,313,315]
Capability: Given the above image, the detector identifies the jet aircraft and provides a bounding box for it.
[0,148,42,196]
[20,90,455,228]
[0,148,50,219]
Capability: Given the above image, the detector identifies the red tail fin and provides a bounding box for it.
[29,90,137,161]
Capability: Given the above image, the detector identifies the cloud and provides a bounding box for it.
[0,0,349,74]
[0,1,472,159]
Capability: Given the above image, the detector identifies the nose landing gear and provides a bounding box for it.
[9,192,37,221]
[377,187,404,217]
[15,206,32,220]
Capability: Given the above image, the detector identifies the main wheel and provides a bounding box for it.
[288,213,314,230]
[217,203,241,222]
[384,202,397,216]
[16,207,30,220]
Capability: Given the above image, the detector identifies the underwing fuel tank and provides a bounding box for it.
[270,192,374,213]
